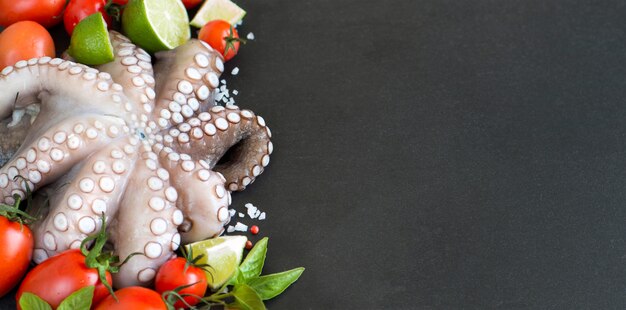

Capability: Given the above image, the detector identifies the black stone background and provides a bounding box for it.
[5,0,626,309]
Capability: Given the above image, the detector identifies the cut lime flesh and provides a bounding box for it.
[68,13,114,65]
[122,0,190,53]
[185,235,247,290]
[190,0,247,28]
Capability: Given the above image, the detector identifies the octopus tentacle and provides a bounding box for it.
[109,147,181,288]
[159,105,272,191]
[0,115,128,205]
[96,31,157,126]
[0,58,132,120]
[155,149,230,243]
[152,40,224,129]
[31,136,139,263]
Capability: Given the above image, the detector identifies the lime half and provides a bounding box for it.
[122,0,190,53]
[67,13,114,65]
[190,0,246,28]
[185,235,247,290]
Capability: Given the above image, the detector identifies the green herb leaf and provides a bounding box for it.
[18,293,52,310]
[238,237,268,280]
[229,284,266,310]
[57,286,94,310]
[247,267,305,300]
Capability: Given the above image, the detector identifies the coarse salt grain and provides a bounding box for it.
[229,209,236,217]
[227,225,235,233]
[231,67,239,75]
[247,32,255,40]
[232,90,239,95]
[259,212,266,220]
[234,222,248,232]
[238,212,245,218]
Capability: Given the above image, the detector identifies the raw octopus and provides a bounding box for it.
[0,31,272,287]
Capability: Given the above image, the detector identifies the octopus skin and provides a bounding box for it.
[0,31,273,287]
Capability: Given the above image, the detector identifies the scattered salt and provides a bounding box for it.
[234,222,248,232]
[231,67,239,75]
[246,32,255,40]
[258,212,266,220]
[232,90,239,95]
[229,209,236,217]
[238,212,245,218]
[227,225,235,233]
[221,79,227,85]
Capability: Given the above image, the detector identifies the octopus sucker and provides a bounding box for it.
[0,31,273,288]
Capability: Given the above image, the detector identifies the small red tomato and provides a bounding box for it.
[16,249,113,309]
[95,287,167,310]
[155,257,207,308]
[0,0,66,28]
[64,0,113,35]
[245,240,253,250]
[182,0,203,9]
[198,20,245,61]
[0,217,33,297]
[0,21,55,70]
[250,225,259,235]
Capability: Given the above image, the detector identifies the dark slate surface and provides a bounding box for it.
[4,0,626,309]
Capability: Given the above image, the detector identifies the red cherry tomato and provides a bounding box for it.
[198,20,243,62]
[0,21,55,70]
[0,217,33,298]
[95,287,167,310]
[155,257,208,308]
[182,0,203,9]
[64,0,113,35]
[0,0,66,28]
[16,249,113,309]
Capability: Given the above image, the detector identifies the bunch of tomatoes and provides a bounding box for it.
[0,0,244,70]
[1,206,210,309]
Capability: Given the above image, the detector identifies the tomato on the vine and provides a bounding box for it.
[156,257,208,308]
[94,287,167,310]
[198,20,245,62]
[0,21,55,70]
[0,216,33,298]
[16,249,113,309]
[64,0,113,35]
[0,0,66,28]
[16,214,121,309]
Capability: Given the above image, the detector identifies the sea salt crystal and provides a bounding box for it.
[258,212,266,220]
[232,90,239,95]
[229,209,236,217]
[238,212,245,218]
[234,222,248,232]
[231,67,239,75]
[227,225,235,233]
[221,79,227,85]
[246,32,255,40]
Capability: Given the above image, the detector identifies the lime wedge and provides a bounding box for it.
[67,13,114,65]
[190,0,246,28]
[121,0,190,53]
[185,235,247,290]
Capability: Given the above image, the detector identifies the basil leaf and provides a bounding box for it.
[239,237,268,280]
[248,267,305,300]
[229,283,266,310]
[18,293,52,310]
[57,286,94,310]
